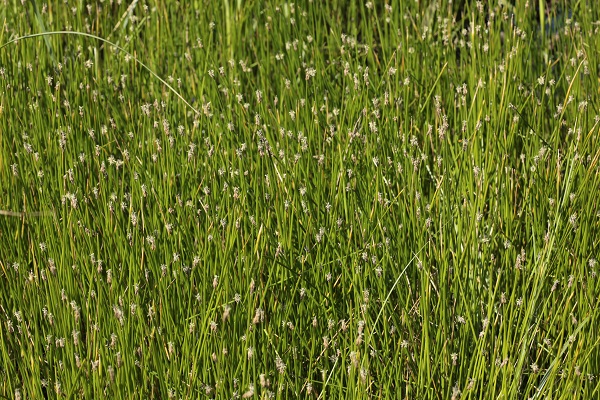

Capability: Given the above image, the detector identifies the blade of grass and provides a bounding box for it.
[0,31,200,115]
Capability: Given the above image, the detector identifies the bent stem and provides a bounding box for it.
[0,31,200,115]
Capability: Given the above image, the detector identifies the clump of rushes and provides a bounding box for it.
[0,0,599,399]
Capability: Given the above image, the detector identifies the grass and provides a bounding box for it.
[0,0,599,398]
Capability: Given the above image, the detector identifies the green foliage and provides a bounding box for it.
[0,0,599,398]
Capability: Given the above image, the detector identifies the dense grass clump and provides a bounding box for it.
[1,0,599,398]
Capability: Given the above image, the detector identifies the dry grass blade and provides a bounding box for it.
[0,209,54,217]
